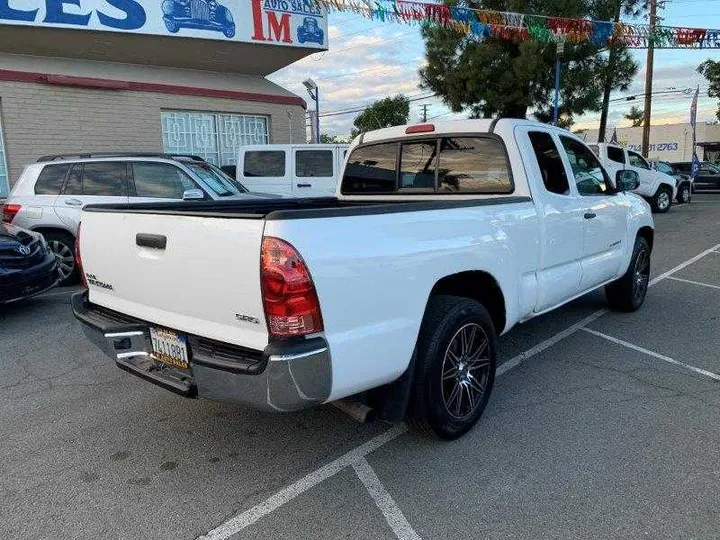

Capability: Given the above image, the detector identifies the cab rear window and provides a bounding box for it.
[341,136,512,195]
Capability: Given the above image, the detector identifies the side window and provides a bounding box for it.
[700,163,718,175]
[35,164,70,195]
[437,137,512,193]
[243,151,285,177]
[341,142,397,194]
[528,132,569,195]
[628,151,650,170]
[559,136,611,196]
[399,141,437,190]
[81,162,127,196]
[132,162,196,199]
[63,164,83,195]
[607,146,626,164]
[295,150,333,177]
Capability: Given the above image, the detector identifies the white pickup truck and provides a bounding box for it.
[73,119,654,440]
[589,142,677,213]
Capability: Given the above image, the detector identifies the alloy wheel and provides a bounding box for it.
[441,323,491,420]
[633,248,650,304]
[49,240,75,281]
[658,191,670,210]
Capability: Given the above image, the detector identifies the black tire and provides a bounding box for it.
[651,186,672,213]
[677,182,691,204]
[605,237,651,312]
[43,231,78,286]
[408,295,497,440]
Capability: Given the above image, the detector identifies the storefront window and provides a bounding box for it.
[0,113,8,198]
[161,111,269,167]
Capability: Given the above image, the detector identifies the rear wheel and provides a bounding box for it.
[651,186,672,213]
[677,182,691,204]
[409,296,496,440]
[605,237,650,312]
[44,231,78,286]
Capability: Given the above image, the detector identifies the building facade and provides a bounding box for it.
[580,122,720,163]
[0,0,328,197]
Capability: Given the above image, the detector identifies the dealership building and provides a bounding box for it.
[0,0,328,197]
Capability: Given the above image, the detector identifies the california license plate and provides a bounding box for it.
[149,327,189,369]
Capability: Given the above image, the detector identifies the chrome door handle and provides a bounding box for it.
[584,212,597,219]
[65,199,83,206]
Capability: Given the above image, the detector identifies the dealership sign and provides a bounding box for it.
[0,0,327,48]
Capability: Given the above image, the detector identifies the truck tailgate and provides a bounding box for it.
[79,210,268,351]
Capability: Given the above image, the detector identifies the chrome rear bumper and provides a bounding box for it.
[72,292,331,412]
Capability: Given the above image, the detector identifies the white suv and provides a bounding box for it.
[2,153,269,285]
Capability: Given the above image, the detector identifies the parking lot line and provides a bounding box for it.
[649,243,720,286]
[352,457,421,540]
[667,276,720,291]
[197,424,408,540]
[581,327,720,382]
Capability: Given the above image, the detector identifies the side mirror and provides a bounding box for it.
[615,170,640,192]
[182,188,205,201]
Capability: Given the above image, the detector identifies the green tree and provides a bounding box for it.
[697,60,720,120]
[420,0,640,124]
[624,105,645,127]
[320,134,347,143]
[351,95,410,137]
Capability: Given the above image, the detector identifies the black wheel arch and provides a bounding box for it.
[637,226,654,253]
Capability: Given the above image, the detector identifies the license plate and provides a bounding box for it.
[149,327,189,369]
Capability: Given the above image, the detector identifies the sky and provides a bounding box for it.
[268,0,720,138]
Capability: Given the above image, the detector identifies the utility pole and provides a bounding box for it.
[420,104,429,123]
[598,0,622,143]
[641,0,658,157]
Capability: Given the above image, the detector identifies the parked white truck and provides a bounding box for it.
[73,120,654,439]
[589,142,677,213]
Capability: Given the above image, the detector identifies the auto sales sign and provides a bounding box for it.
[0,0,328,48]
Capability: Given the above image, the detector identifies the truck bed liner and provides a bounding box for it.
[83,196,531,221]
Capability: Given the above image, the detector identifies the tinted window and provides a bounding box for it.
[628,151,650,169]
[399,141,437,189]
[133,162,196,199]
[699,163,719,174]
[184,162,246,196]
[81,162,127,196]
[64,164,83,195]
[560,136,611,195]
[528,132,569,195]
[342,143,397,194]
[243,151,285,177]
[607,146,626,164]
[296,150,333,177]
[673,162,691,173]
[655,162,674,175]
[35,164,69,195]
[438,137,512,193]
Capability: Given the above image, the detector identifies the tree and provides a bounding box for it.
[420,0,640,125]
[698,60,720,121]
[624,105,645,127]
[351,95,410,137]
[320,134,347,143]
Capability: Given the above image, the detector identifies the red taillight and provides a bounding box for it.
[2,203,21,223]
[405,123,435,134]
[75,223,87,288]
[261,237,323,338]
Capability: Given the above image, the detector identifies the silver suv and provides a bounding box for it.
[1,153,266,285]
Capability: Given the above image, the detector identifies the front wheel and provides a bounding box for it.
[605,236,651,312]
[408,296,497,440]
[677,182,691,204]
[651,186,672,213]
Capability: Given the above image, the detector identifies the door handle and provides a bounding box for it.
[136,233,167,250]
[584,212,597,219]
[296,183,312,188]
[65,198,83,207]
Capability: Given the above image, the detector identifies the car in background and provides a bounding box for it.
[162,0,236,38]
[671,161,720,191]
[297,17,324,45]
[589,143,677,213]
[0,223,59,304]
[2,153,271,286]
[651,160,693,204]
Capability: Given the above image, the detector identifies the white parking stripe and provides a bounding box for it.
[352,457,421,540]
[667,276,720,291]
[649,243,720,286]
[196,424,408,540]
[581,327,720,382]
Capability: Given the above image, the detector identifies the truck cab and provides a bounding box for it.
[589,143,677,212]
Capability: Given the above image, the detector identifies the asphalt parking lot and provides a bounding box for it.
[2,194,719,540]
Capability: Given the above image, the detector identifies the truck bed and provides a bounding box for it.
[83,196,531,220]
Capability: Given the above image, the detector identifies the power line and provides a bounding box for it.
[318,93,436,118]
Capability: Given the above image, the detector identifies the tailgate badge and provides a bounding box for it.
[235,313,260,325]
